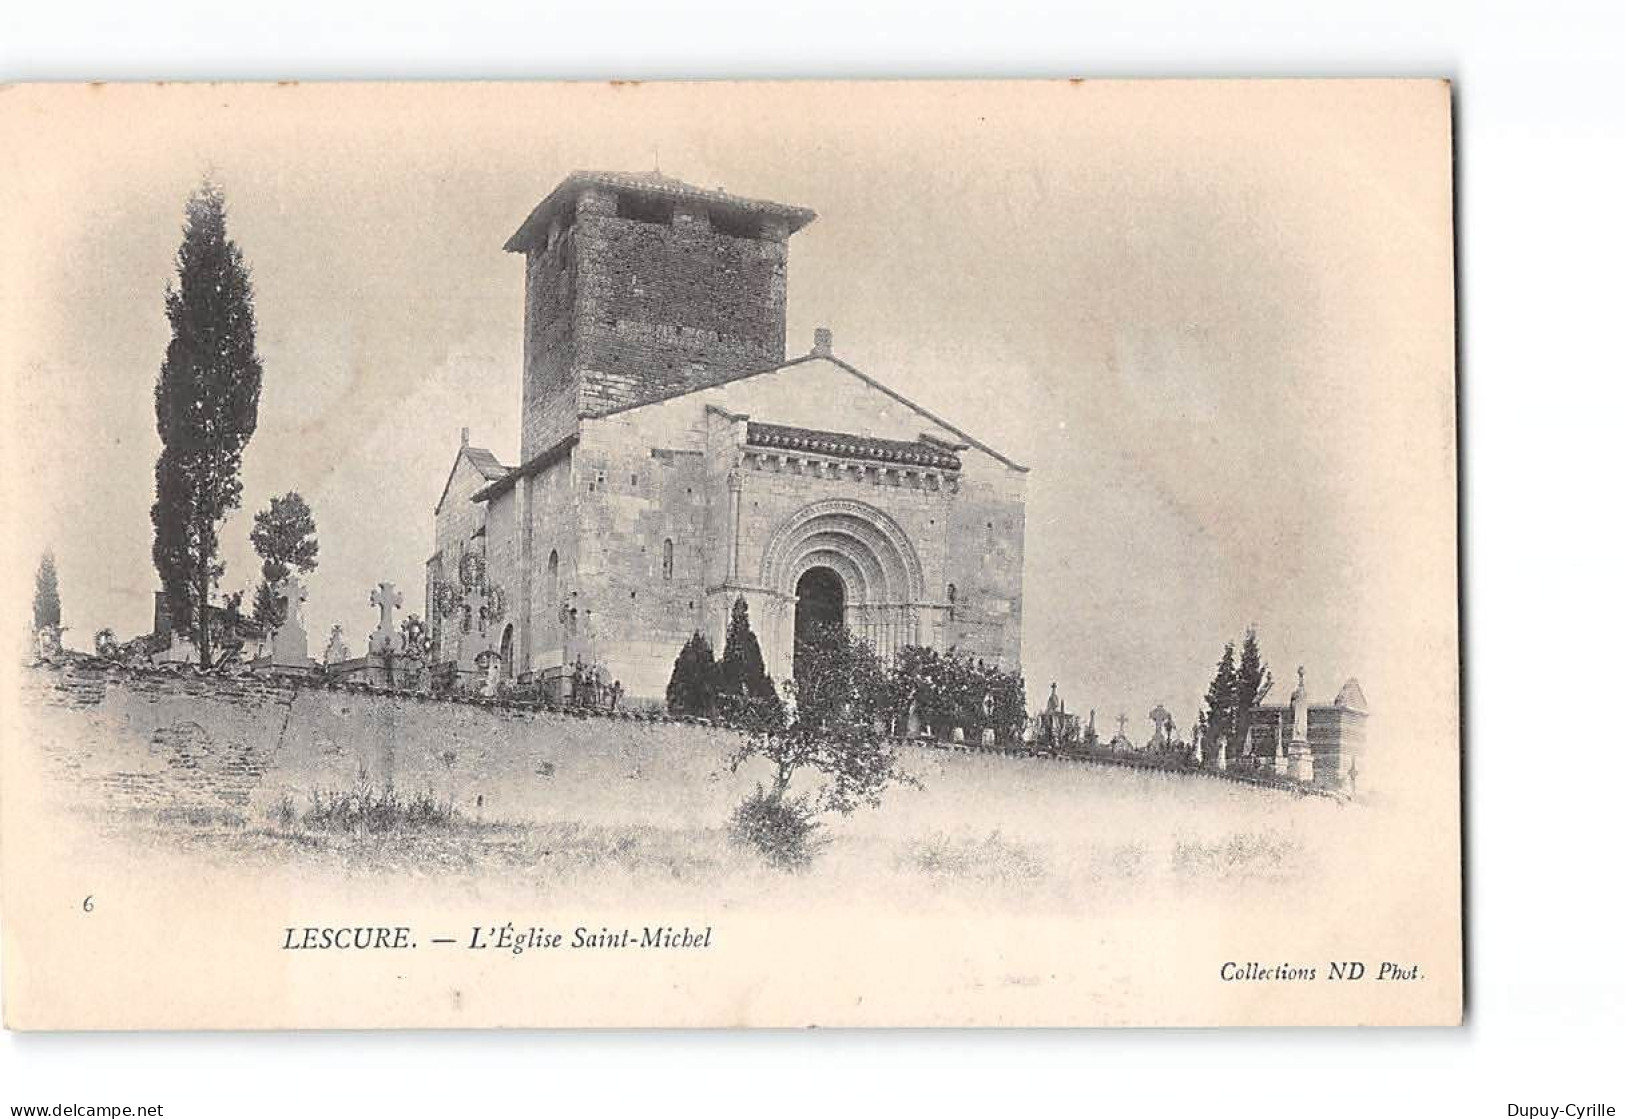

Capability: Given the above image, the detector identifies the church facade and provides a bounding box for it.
[427,170,1027,701]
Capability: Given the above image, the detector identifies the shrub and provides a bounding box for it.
[728,786,823,870]
[666,631,719,717]
[889,644,1026,744]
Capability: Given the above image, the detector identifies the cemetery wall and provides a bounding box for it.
[17,660,1315,846]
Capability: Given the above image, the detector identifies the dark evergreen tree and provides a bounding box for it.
[665,631,719,717]
[150,181,263,665]
[1200,641,1238,767]
[249,491,318,628]
[717,596,780,723]
[1233,625,1273,758]
[32,551,61,632]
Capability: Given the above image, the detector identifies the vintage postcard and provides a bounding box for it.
[0,80,1460,1029]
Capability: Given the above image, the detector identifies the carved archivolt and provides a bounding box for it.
[759,498,925,605]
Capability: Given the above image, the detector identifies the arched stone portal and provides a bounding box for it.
[793,566,847,675]
[757,498,938,682]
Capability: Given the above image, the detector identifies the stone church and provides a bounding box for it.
[427,170,1027,701]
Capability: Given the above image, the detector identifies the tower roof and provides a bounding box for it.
[1334,678,1369,713]
[504,170,817,253]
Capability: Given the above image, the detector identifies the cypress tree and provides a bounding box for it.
[32,551,61,632]
[1201,641,1238,767]
[150,182,263,664]
[666,631,719,717]
[1234,625,1273,758]
[718,596,780,721]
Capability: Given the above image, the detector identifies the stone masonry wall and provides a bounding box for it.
[572,194,789,416]
[519,185,791,461]
[429,453,496,667]
[520,225,580,461]
[569,356,1029,691]
[17,662,1315,850]
[571,425,714,700]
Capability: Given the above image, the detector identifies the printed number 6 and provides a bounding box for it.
[82,895,94,913]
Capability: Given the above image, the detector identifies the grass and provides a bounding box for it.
[70,746,1353,915]
[293,782,467,836]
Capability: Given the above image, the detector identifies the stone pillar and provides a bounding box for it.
[726,470,743,581]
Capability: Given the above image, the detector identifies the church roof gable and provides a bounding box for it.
[462,447,508,481]
[590,351,1028,473]
[470,432,579,504]
[434,444,512,516]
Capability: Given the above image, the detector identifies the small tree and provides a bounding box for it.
[249,491,318,627]
[666,631,719,717]
[1200,641,1238,767]
[716,596,782,726]
[976,658,1028,743]
[150,181,263,664]
[728,622,916,868]
[888,644,944,733]
[889,645,1026,744]
[33,551,61,632]
[1233,625,1273,757]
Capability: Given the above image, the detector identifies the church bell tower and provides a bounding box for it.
[503,171,817,462]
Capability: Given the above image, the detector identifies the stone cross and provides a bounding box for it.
[274,576,308,613]
[369,583,403,655]
[267,577,310,667]
[1117,712,1129,737]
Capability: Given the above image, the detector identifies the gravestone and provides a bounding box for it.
[35,625,65,661]
[1287,665,1315,782]
[323,625,349,666]
[267,577,312,669]
[369,583,403,655]
[1110,712,1133,751]
[1147,703,1172,750]
[476,648,502,697]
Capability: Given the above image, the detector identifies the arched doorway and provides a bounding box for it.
[499,624,515,679]
[794,566,846,675]
[758,498,930,682]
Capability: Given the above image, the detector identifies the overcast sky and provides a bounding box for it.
[1,81,1455,752]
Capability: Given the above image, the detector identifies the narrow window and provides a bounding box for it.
[661,538,674,581]
[947,583,958,623]
[546,549,559,601]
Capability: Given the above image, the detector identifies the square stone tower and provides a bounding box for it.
[503,171,817,461]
